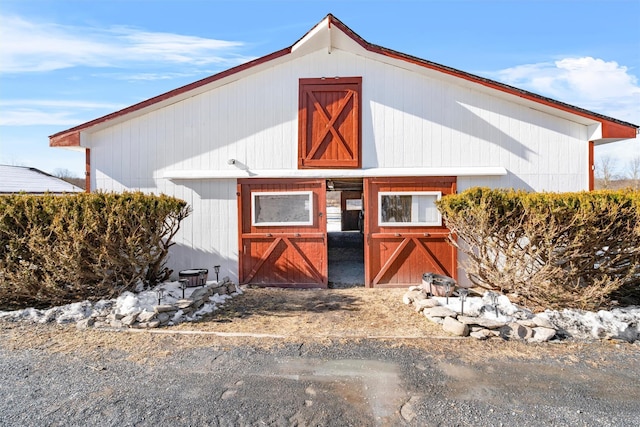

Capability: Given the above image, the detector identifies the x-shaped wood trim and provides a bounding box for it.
[372,237,448,285]
[412,237,449,276]
[305,89,355,160]
[283,237,324,282]
[243,236,324,284]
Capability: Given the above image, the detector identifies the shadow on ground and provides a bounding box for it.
[206,288,364,322]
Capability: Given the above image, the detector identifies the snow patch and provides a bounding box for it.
[429,292,639,342]
[0,280,241,327]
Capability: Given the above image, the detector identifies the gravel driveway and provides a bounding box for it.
[1,325,639,427]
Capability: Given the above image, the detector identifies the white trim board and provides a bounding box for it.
[164,167,508,180]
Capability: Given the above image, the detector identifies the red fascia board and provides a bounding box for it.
[50,130,80,147]
[50,14,638,148]
[601,120,637,139]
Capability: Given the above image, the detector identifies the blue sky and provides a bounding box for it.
[1,0,639,179]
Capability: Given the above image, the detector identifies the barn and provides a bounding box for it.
[50,15,638,289]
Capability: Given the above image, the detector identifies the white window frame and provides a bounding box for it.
[345,198,363,211]
[251,191,314,226]
[378,191,442,227]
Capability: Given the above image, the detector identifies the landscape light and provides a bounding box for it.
[444,282,451,305]
[489,292,499,318]
[214,265,221,282]
[179,279,188,299]
[156,288,164,306]
[459,288,469,316]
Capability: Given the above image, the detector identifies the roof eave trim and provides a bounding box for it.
[50,130,81,147]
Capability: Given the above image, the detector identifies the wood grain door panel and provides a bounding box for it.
[238,179,327,288]
[364,177,457,288]
[298,77,361,169]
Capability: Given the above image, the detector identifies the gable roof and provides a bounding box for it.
[0,165,84,194]
[50,14,638,148]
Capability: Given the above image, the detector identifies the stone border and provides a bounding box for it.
[403,287,557,342]
[77,279,238,330]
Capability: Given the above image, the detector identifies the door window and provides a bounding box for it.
[252,191,313,226]
[378,191,442,226]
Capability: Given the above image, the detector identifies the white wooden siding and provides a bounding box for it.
[87,47,591,278]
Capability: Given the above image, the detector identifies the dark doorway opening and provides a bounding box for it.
[326,179,365,288]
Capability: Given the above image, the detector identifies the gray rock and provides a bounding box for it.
[142,320,161,328]
[516,318,537,328]
[154,304,176,313]
[442,316,469,337]
[106,313,124,322]
[457,316,506,329]
[414,298,439,312]
[176,299,194,309]
[121,313,138,326]
[227,283,238,293]
[190,288,211,301]
[533,315,555,329]
[400,396,420,422]
[213,285,228,295]
[470,329,493,340]
[500,322,533,340]
[403,290,423,305]
[529,327,556,342]
[156,313,171,324]
[76,318,95,330]
[423,311,444,324]
[109,319,123,328]
[424,306,457,319]
[137,311,156,322]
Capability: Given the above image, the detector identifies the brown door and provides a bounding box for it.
[238,178,327,288]
[340,191,362,231]
[298,77,362,169]
[364,177,457,288]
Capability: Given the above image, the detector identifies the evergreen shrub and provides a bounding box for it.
[0,192,190,310]
[437,188,640,310]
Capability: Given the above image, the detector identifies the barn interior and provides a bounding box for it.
[326,178,365,288]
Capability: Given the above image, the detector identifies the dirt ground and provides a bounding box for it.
[1,286,637,364]
[2,287,639,427]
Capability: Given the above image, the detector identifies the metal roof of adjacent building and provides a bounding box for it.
[0,165,84,194]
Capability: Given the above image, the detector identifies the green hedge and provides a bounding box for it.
[437,188,640,310]
[0,192,190,310]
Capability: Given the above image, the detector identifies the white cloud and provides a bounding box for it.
[0,99,125,109]
[490,56,640,169]
[0,100,125,126]
[490,57,640,125]
[0,109,87,126]
[0,14,250,73]
[104,72,202,82]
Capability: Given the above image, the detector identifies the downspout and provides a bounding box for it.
[85,148,91,193]
[588,141,594,191]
